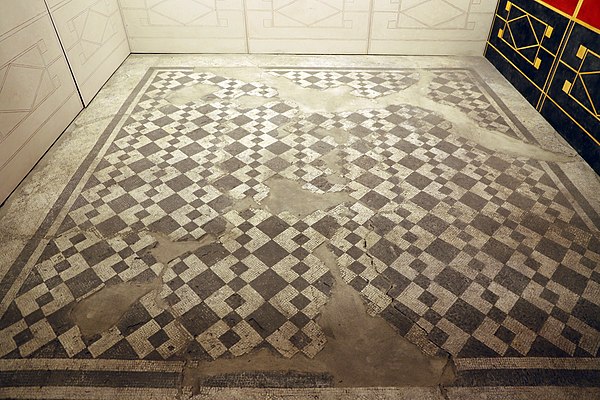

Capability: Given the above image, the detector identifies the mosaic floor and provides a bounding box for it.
[0,58,599,398]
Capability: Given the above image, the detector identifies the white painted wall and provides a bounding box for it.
[119,0,247,52]
[0,0,83,204]
[370,0,497,54]
[118,0,498,55]
[45,0,130,105]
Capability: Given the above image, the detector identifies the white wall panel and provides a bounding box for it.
[370,0,497,55]
[246,0,371,53]
[116,0,496,55]
[0,0,83,204]
[119,0,247,53]
[46,0,130,105]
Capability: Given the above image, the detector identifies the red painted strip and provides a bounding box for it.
[577,0,600,29]
[539,0,579,15]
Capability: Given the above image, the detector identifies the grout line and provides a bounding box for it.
[367,0,375,54]
[242,0,250,54]
[42,0,85,106]
[537,19,574,111]
[115,0,133,53]
[483,0,502,56]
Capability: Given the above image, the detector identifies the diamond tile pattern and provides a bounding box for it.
[0,68,599,364]
[269,70,420,99]
[428,70,525,139]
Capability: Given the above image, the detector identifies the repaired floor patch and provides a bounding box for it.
[263,178,354,218]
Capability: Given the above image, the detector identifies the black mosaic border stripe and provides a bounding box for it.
[454,368,600,387]
[196,371,333,388]
[0,369,180,388]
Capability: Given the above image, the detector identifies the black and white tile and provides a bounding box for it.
[0,67,598,372]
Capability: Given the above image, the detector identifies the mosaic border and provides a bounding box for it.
[0,66,598,394]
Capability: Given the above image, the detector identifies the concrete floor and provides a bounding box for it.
[0,55,599,399]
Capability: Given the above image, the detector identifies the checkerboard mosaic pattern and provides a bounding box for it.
[0,67,599,369]
[428,70,524,139]
[268,69,420,99]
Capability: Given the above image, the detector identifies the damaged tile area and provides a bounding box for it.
[0,61,599,397]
